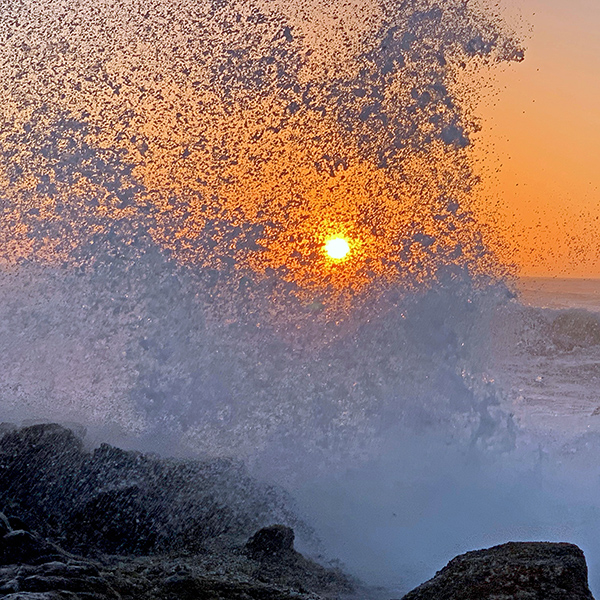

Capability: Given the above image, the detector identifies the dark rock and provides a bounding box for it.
[64,563,100,577]
[0,424,85,540]
[0,547,353,600]
[0,424,356,599]
[20,574,115,595]
[20,575,81,593]
[97,553,355,600]
[244,526,355,597]
[66,485,157,555]
[9,517,31,532]
[0,578,20,594]
[0,512,12,536]
[0,425,303,558]
[401,541,595,600]
[2,594,61,599]
[0,558,119,599]
[246,525,295,560]
[158,573,304,600]
[40,562,69,576]
[0,531,67,566]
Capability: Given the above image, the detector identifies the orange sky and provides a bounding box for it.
[474,0,600,277]
[1,0,597,283]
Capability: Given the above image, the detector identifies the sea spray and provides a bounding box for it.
[5,0,595,597]
[0,257,515,465]
[0,0,524,449]
[0,0,521,287]
[0,254,530,596]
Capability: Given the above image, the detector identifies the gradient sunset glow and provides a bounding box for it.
[474,0,600,277]
[0,0,526,308]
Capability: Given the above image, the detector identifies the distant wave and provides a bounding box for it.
[498,301,600,357]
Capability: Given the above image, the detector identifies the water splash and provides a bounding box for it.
[0,0,521,292]
[0,0,534,595]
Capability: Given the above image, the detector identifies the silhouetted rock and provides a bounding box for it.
[246,525,295,560]
[0,425,302,557]
[401,541,595,600]
[0,530,67,565]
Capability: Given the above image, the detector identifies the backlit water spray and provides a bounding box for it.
[3,0,600,596]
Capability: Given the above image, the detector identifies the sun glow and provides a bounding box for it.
[324,237,351,260]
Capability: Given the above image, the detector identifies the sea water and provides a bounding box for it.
[496,278,600,439]
[519,278,600,313]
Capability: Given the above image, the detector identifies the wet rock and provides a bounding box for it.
[0,531,67,566]
[0,425,302,558]
[0,578,20,594]
[244,526,355,597]
[0,424,355,599]
[64,563,100,577]
[401,541,595,600]
[40,562,69,576]
[0,558,119,599]
[0,538,353,600]
[9,517,31,532]
[100,552,354,600]
[66,485,157,555]
[0,424,84,539]
[2,594,61,599]
[246,525,295,560]
[20,574,115,595]
[0,512,12,536]
[158,574,304,600]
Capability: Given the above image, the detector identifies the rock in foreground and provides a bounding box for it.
[246,524,296,560]
[402,541,594,600]
[0,523,353,600]
[0,424,303,556]
[0,424,356,600]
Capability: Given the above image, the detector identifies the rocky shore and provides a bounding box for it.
[402,541,595,600]
[0,526,352,599]
[0,424,356,600]
[0,424,596,599]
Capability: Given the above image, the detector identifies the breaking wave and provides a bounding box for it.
[7,0,591,596]
[0,0,525,454]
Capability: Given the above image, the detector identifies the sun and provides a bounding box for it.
[324,237,351,260]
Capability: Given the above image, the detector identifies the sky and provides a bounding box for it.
[0,0,597,281]
[474,0,600,277]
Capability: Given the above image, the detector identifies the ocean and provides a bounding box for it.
[518,278,600,313]
[493,278,600,440]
